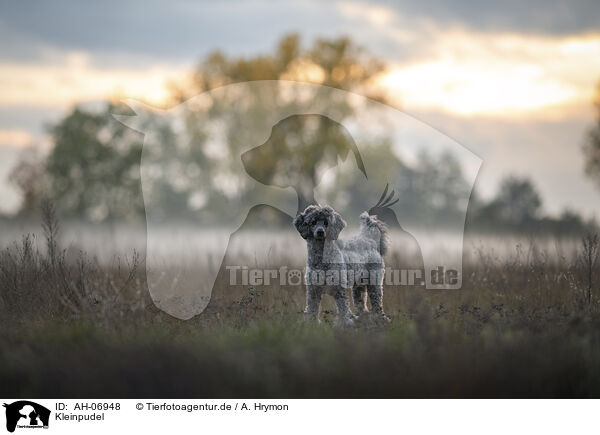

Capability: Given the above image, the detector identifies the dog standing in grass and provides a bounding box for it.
[293,205,391,325]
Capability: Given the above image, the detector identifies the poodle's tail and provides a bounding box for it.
[359,211,390,256]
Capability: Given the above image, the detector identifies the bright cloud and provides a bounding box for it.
[0,51,189,109]
[0,129,34,147]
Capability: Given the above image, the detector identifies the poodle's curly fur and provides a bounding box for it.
[293,205,391,325]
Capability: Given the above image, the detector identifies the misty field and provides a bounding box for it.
[1,210,600,398]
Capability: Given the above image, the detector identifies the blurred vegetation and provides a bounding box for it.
[5,34,596,235]
[468,176,596,234]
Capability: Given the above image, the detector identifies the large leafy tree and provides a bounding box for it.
[46,106,145,222]
[10,105,146,222]
[173,34,389,219]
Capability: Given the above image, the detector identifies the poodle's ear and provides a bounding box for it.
[328,209,346,240]
[293,210,311,240]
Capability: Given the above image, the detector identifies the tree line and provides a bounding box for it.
[6,34,599,235]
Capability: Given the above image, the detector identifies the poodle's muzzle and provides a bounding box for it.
[313,221,327,240]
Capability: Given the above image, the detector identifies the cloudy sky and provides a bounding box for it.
[1,0,600,216]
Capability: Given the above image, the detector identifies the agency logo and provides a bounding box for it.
[3,401,50,432]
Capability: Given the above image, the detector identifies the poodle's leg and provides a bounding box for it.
[367,284,391,323]
[352,286,368,314]
[333,288,355,326]
[304,285,322,322]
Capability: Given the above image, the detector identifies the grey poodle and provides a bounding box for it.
[293,205,391,325]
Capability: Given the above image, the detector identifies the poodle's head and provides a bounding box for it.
[293,205,346,241]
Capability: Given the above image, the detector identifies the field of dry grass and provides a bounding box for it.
[2,207,600,397]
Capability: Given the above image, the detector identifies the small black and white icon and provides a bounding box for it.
[3,401,50,432]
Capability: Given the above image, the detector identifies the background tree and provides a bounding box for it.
[45,105,145,222]
[12,34,581,234]
[8,148,46,219]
